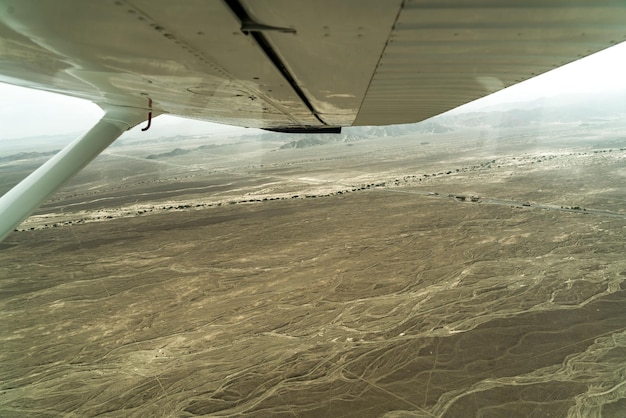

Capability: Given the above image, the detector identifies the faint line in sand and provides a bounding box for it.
[68,223,111,297]
[334,361,436,417]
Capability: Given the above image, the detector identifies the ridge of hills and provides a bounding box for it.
[2,90,625,160]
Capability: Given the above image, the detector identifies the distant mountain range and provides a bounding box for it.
[0,150,59,162]
[441,92,626,128]
[277,89,626,149]
[3,90,625,158]
[277,121,454,149]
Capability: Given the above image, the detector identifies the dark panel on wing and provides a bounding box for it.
[263,127,342,134]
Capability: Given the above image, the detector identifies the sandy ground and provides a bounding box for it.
[1,124,625,416]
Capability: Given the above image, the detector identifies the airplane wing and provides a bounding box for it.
[1,0,626,239]
[2,0,626,130]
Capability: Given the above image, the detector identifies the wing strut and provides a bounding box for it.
[0,106,147,241]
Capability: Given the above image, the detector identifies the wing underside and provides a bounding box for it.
[1,0,626,129]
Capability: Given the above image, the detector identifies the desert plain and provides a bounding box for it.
[1,119,625,417]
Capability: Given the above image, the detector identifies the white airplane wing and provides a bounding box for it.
[3,0,626,130]
[1,0,626,238]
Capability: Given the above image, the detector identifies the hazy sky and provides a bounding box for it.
[1,41,626,139]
